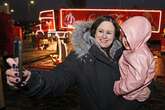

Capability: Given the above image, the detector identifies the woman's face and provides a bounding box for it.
[95,21,115,48]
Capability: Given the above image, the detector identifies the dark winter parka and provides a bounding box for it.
[24,21,141,110]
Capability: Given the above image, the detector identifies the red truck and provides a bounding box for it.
[34,8,165,63]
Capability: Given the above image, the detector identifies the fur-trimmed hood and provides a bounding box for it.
[72,21,123,59]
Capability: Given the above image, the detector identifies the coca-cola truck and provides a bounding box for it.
[34,8,165,63]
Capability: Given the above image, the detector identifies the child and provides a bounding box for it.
[113,16,155,102]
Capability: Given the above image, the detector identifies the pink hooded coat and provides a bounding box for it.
[113,16,155,102]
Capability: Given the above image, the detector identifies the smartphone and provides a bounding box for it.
[13,39,23,81]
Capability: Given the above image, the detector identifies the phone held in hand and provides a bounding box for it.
[13,38,23,81]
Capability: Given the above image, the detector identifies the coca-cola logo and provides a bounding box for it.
[64,13,75,27]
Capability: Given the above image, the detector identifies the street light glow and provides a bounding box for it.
[10,9,14,13]
[30,0,35,5]
[4,2,8,6]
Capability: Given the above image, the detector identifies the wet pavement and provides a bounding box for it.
[22,49,55,65]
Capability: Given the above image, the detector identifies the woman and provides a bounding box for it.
[6,16,141,110]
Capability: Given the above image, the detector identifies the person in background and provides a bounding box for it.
[6,16,145,110]
[113,16,155,102]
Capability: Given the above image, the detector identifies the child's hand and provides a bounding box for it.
[113,81,121,96]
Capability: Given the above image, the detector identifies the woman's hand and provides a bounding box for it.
[5,58,31,88]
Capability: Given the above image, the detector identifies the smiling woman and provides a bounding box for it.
[95,21,115,48]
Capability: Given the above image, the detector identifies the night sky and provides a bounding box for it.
[7,0,165,22]
[8,0,68,21]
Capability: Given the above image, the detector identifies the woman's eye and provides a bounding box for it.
[99,30,103,33]
[107,32,112,34]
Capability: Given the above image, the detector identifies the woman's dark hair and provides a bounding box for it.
[90,16,120,39]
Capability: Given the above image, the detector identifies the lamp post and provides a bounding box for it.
[27,0,35,21]
[0,1,10,14]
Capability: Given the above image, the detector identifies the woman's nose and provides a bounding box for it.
[102,33,107,38]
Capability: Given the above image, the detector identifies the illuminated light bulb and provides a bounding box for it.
[10,9,14,13]
[4,2,8,6]
[30,0,35,5]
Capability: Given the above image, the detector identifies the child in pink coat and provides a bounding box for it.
[113,16,155,102]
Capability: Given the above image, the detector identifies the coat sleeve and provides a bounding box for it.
[113,53,150,95]
[21,53,79,97]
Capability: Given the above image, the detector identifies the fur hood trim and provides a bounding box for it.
[72,21,96,57]
[72,21,122,58]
